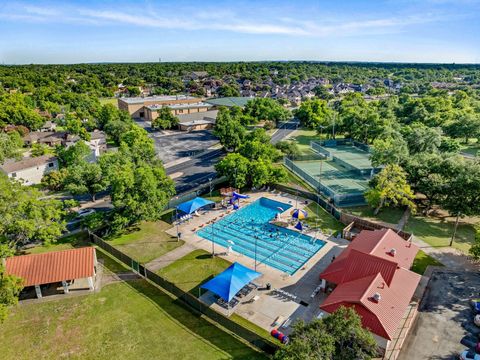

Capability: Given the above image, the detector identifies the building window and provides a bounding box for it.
[48,162,54,168]
[178,109,184,114]
[11,172,17,178]
[139,112,145,118]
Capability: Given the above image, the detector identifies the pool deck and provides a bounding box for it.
[166,190,349,332]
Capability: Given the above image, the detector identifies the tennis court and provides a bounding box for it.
[295,160,369,195]
[327,145,372,170]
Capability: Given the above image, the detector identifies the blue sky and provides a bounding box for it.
[0,0,479,64]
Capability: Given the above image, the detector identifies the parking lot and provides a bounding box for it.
[135,120,219,164]
[399,270,480,360]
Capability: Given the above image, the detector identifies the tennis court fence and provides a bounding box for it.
[283,157,367,207]
[89,231,279,355]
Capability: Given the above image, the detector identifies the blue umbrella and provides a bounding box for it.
[295,221,303,231]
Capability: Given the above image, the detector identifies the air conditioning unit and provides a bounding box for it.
[389,248,396,256]
[372,293,382,303]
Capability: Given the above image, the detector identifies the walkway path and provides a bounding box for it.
[145,243,196,272]
[396,207,411,231]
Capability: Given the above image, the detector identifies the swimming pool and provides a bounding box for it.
[196,197,326,275]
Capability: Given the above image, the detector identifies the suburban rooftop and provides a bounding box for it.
[146,102,212,111]
[0,155,57,173]
[118,95,198,104]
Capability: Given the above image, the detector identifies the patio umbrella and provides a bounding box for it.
[290,209,308,220]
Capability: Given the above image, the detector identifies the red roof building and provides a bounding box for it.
[5,247,97,298]
[319,228,421,348]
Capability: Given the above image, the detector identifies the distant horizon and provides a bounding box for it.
[1,0,479,64]
[2,59,480,66]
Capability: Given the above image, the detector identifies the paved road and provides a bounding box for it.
[270,119,300,144]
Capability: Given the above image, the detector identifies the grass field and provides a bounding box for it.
[157,249,272,342]
[411,250,443,275]
[287,129,320,154]
[0,279,266,360]
[460,139,479,156]
[157,249,231,295]
[304,202,344,236]
[99,97,118,107]
[107,221,184,263]
[405,214,477,253]
[343,206,405,225]
[280,166,316,192]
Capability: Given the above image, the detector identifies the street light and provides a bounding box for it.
[208,177,213,198]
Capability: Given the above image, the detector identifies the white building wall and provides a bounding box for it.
[8,160,58,185]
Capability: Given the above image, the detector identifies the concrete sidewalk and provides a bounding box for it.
[145,243,196,272]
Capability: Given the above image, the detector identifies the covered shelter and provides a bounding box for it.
[5,247,97,299]
[176,197,215,215]
[201,262,261,302]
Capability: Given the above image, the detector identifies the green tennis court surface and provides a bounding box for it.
[325,145,373,171]
[294,160,369,195]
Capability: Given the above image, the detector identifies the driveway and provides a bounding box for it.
[399,270,480,360]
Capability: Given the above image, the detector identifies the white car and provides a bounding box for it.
[460,350,480,360]
[76,209,96,218]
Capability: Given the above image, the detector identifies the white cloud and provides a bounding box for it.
[0,2,457,38]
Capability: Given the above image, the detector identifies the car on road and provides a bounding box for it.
[76,208,96,218]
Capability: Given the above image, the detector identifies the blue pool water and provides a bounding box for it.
[197,197,326,275]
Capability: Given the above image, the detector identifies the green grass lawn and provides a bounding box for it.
[0,280,266,360]
[99,97,118,107]
[157,249,231,295]
[287,129,320,154]
[343,206,405,225]
[107,221,184,263]
[157,249,274,343]
[304,202,344,236]
[404,214,477,253]
[411,250,443,275]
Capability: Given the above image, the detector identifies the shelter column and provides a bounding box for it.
[35,285,43,298]
[320,279,326,292]
[87,276,95,291]
[62,281,69,294]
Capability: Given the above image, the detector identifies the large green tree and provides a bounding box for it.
[274,306,377,360]
[295,99,333,130]
[365,164,415,215]
[0,174,65,245]
[243,98,291,125]
[151,107,179,130]
[0,132,23,164]
[0,263,23,323]
[64,161,109,201]
[215,153,250,189]
[213,108,246,152]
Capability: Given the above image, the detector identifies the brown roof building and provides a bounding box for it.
[5,247,97,298]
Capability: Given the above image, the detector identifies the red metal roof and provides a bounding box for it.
[321,270,420,340]
[319,228,420,340]
[5,247,96,287]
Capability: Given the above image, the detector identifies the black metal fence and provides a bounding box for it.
[89,232,278,355]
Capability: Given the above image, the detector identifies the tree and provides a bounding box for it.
[213,108,246,152]
[65,113,90,141]
[274,306,377,360]
[243,98,291,125]
[151,107,179,130]
[41,168,69,191]
[238,128,281,161]
[215,153,250,189]
[402,122,442,155]
[0,263,23,323]
[119,126,156,164]
[30,143,54,157]
[0,173,65,245]
[444,111,480,144]
[370,132,409,167]
[0,93,45,130]
[440,159,480,246]
[275,141,300,158]
[57,140,92,167]
[109,161,175,228]
[64,161,108,201]
[217,84,240,97]
[365,164,415,215]
[0,132,23,164]
[313,85,334,100]
[295,99,333,130]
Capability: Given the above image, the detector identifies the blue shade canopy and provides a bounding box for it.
[290,209,308,219]
[201,262,262,302]
[176,197,215,214]
[295,221,303,231]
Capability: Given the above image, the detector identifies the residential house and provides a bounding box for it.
[40,121,57,132]
[1,155,59,185]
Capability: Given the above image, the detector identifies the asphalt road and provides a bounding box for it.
[270,119,300,144]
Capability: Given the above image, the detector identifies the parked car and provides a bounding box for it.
[76,208,96,218]
[460,350,480,360]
